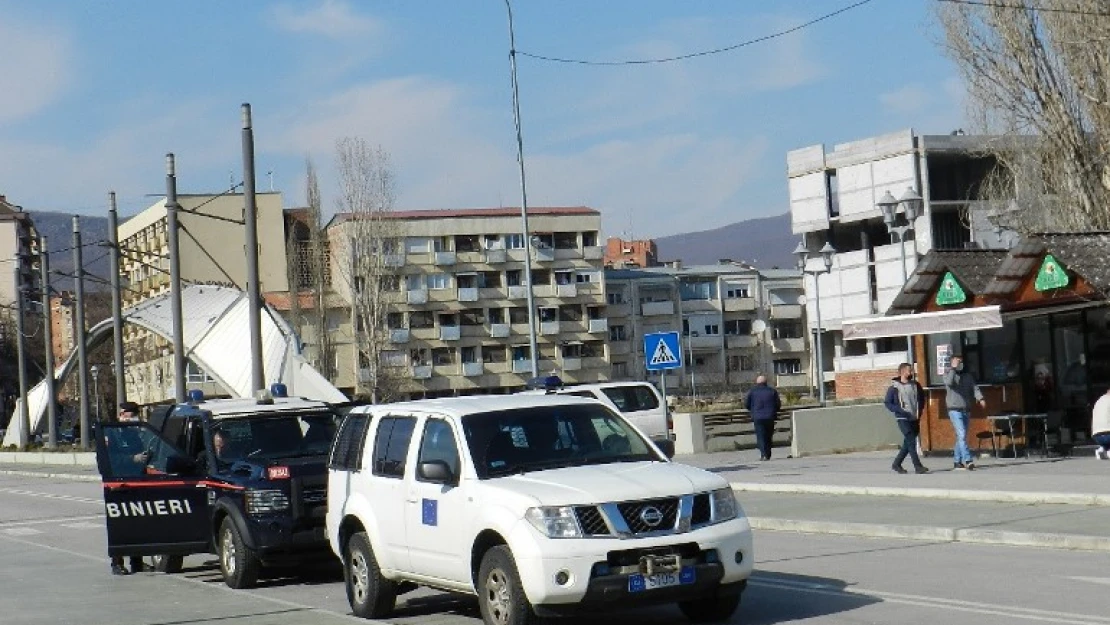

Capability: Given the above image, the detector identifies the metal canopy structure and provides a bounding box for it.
[3,284,346,448]
[841,306,1003,341]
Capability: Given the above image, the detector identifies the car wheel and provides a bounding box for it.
[478,545,536,625]
[151,554,184,574]
[219,517,260,589]
[678,592,742,623]
[345,532,396,619]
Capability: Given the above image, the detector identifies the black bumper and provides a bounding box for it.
[533,565,745,617]
[248,518,332,565]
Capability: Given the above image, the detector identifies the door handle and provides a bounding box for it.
[406,498,418,504]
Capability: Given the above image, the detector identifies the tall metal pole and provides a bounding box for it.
[166,154,186,403]
[108,193,127,407]
[505,0,540,378]
[814,272,826,406]
[241,104,265,393]
[40,237,56,449]
[72,216,90,447]
[14,265,30,450]
[895,230,915,365]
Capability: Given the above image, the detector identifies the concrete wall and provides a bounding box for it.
[791,403,902,457]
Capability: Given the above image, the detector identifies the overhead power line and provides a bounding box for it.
[937,0,1110,17]
[515,0,875,66]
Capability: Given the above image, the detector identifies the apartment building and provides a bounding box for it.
[117,192,289,403]
[788,129,1004,398]
[325,207,608,399]
[604,237,658,269]
[0,195,38,314]
[604,263,810,395]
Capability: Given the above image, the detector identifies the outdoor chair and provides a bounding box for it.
[975,430,996,457]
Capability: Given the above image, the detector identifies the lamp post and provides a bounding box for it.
[794,241,836,406]
[90,365,100,422]
[687,330,699,402]
[878,187,923,363]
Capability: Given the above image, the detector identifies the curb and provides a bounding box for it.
[0,469,100,482]
[748,517,1110,552]
[730,481,1110,506]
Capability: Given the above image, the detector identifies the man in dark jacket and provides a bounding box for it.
[884,363,930,474]
[745,375,782,461]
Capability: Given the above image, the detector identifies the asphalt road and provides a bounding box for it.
[1,473,1106,625]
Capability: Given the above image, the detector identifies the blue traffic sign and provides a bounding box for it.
[644,331,682,371]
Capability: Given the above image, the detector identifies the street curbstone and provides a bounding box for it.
[730,481,1110,506]
[0,469,100,482]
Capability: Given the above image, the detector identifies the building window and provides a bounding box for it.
[530,269,551,286]
[610,325,627,341]
[583,231,598,247]
[575,272,596,283]
[704,324,720,336]
[538,307,558,322]
[509,307,529,324]
[772,321,803,339]
[487,307,505,324]
[612,361,628,378]
[680,279,717,301]
[427,273,451,290]
[409,311,434,329]
[432,347,455,366]
[725,319,752,335]
[826,169,840,218]
[553,232,578,249]
[482,345,507,363]
[512,345,531,361]
[725,285,750,299]
[558,305,583,322]
[479,271,502,288]
[555,270,574,285]
[505,234,525,249]
[455,234,480,253]
[460,309,485,326]
[185,361,214,385]
[607,291,626,304]
[774,359,802,375]
[505,269,523,286]
[460,346,478,364]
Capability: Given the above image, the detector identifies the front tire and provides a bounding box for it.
[678,592,742,623]
[151,554,184,574]
[219,517,260,589]
[477,545,536,625]
[345,532,396,619]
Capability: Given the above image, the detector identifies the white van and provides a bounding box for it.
[552,382,671,442]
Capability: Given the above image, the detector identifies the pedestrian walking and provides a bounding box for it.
[884,363,930,474]
[745,375,782,461]
[1092,388,1110,460]
[944,355,985,470]
[106,401,148,575]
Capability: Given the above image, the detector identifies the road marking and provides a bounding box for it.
[0,514,103,528]
[2,527,43,536]
[59,521,104,529]
[752,575,1110,625]
[1066,576,1110,586]
[0,487,101,505]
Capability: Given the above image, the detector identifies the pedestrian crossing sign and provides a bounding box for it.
[644,331,682,371]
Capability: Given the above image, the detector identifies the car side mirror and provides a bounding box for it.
[418,460,456,485]
[165,455,197,475]
[655,440,676,459]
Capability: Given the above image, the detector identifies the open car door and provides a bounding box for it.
[94,421,211,560]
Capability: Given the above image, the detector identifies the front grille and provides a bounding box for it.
[617,497,679,534]
[302,487,326,505]
[574,506,610,536]
[691,493,711,526]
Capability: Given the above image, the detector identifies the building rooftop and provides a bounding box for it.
[329,206,599,226]
[889,249,1009,313]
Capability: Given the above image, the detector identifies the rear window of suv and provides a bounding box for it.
[600,385,659,413]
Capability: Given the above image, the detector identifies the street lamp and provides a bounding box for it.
[879,187,923,362]
[90,365,100,421]
[794,241,836,406]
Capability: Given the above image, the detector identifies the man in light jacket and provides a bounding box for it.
[884,363,930,474]
[944,355,986,470]
[1092,388,1110,460]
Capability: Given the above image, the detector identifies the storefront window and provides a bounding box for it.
[925,332,958,387]
[1054,312,1087,416]
[1022,317,1054,413]
[1088,309,1110,398]
[980,324,1021,384]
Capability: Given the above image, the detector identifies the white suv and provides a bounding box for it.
[326,394,752,625]
[551,382,671,442]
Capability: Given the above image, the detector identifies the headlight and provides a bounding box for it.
[711,488,739,522]
[525,506,583,538]
[245,489,290,514]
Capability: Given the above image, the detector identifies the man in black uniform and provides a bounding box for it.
[108,402,149,575]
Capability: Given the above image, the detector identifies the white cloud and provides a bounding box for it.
[880,83,930,115]
[0,15,72,122]
[270,0,382,39]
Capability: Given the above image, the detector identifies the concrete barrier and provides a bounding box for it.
[0,451,97,466]
[791,403,902,458]
[673,412,706,455]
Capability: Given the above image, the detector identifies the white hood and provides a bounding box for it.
[482,461,727,508]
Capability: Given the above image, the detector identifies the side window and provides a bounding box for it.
[372,417,417,478]
[98,423,190,478]
[416,419,461,480]
[330,414,371,471]
[601,385,659,413]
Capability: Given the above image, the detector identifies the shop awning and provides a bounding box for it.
[841,306,1003,341]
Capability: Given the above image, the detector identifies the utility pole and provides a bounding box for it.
[14,265,30,450]
[108,192,126,407]
[72,216,90,447]
[504,0,540,378]
[166,154,186,403]
[241,103,265,393]
[40,236,56,449]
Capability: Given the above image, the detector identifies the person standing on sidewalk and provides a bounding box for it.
[885,363,930,474]
[107,401,148,575]
[1092,388,1110,460]
[745,375,782,461]
[944,355,985,470]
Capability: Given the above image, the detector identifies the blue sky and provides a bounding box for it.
[0,0,964,238]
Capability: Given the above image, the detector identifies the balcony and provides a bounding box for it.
[507,285,529,299]
[462,362,484,377]
[641,301,675,316]
[561,357,582,371]
[533,285,554,298]
[723,298,757,312]
[607,303,632,317]
[726,335,757,349]
[457,287,479,302]
[434,251,457,266]
[771,304,803,319]
[485,249,507,264]
[583,246,603,260]
[772,337,807,353]
[588,318,608,334]
[358,368,373,383]
[383,253,405,268]
[775,373,809,388]
[440,326,461,341]
[556,284,577,298]
[608,342,631,356]
[540,321,560,335]
[390,328,410,343]
[412,365,433,379]
[682,299,718,313]
[688,334,721,350]
[512,359,532,374]
[488,323,510,338]
[533,247,555,262]
[407,289,428,305]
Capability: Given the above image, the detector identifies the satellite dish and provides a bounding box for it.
[751,319,767,335]
[797,294,808,306]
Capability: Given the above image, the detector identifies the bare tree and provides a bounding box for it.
[332,138,405,403]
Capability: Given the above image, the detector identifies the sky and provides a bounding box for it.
[0,0,965,239]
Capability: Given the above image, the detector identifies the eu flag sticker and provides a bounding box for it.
[679,566,696,584]
[422,498,438,526]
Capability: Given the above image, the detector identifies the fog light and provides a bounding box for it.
[554,570,571,586]
[735,551,744,564]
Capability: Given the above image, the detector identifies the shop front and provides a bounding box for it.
[844,234,1110,454]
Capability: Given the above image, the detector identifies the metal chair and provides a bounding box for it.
[992,417,1021,457]
[975,430,997,457]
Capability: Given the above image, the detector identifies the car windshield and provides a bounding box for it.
[462,403,660,479]
[212,411,337,462]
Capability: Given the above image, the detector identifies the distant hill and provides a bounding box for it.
[655,212,796,269]
[28,211,111,292]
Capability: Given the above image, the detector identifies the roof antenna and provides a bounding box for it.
[267,170,274,192]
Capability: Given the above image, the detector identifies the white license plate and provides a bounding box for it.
[628,567,695,593]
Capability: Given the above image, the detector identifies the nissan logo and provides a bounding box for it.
[639,506,664,527]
